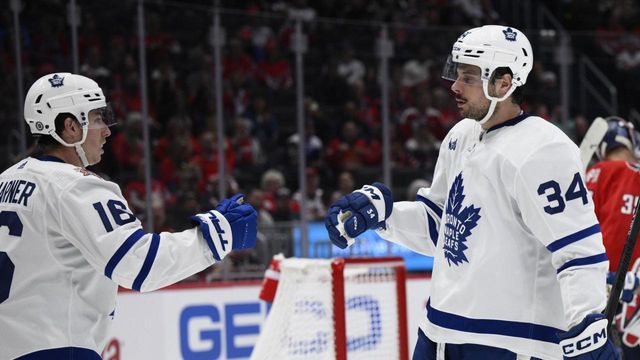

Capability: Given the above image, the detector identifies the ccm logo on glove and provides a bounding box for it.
[557,314,617,358]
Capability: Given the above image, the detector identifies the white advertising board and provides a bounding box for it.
[102,277,430,359]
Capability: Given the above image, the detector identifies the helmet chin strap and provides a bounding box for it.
[49,124,91,167]
[74,143,91,167]
[477,81,518,126]
[477,99,498,125]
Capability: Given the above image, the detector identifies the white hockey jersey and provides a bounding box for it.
[0,156,216,359]
[377,114,608,359]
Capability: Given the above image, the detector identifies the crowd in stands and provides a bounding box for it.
[2,0,638,278]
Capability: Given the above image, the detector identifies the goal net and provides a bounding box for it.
[251,257,408,360]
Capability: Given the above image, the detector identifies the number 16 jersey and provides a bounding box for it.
[0,156,216,359]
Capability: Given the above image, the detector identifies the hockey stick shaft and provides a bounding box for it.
[606,197,640,331]
[579,117,608,171]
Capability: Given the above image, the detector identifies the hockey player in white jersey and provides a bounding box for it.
[0,73,258,359]
[325,26,619,359]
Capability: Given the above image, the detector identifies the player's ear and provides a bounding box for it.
[498,73,513,98]
[61,116,82,142]
[490,72,512,98]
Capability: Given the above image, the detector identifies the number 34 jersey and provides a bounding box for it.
[377,114,608,359]
[586,160,640,271]
[0,156,216,359]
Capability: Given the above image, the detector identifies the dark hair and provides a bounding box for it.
[491,67,524,104]
[34,113,77,150]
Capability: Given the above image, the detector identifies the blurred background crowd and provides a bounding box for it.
[1,0,639,280]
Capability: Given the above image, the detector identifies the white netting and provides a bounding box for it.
[251,258,403,360]
[344,265,399,360]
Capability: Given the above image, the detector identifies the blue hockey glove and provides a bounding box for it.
[557,314,620,359]
[191,193,258,261]
[324,182,393,249]
[607,271,640,303]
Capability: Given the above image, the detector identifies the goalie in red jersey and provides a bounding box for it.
[586,116,640,357]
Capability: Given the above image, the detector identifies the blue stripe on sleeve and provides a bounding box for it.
[191,214,221,261]
[104,228,146,279]
[427,215,439,246]
[15,346,101,359]
[556,253,609,274]
[132,233,160,291]
[546,224,601,253]
[426,300,561,344]
[416,195,443,218]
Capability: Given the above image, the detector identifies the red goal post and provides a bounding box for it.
[252,256,409,360]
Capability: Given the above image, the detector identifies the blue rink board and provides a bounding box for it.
[293,222,434,272]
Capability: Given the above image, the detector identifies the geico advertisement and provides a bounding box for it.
[102,277,430,360]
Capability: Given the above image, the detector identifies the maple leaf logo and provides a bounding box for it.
[74,167,101,179]
[443,172,481,266]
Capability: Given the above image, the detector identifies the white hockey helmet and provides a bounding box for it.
[24,73,110,147]
[442,25,533,123]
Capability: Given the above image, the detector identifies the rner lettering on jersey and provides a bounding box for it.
[0,179,36,206]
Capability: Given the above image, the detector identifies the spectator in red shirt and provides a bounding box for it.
[110,112,144,179]
[155,116,200,160]
[256,39,292,91]
[325,121,381,172]
[223,38,255,80]
[158,133,195,192]
[192,130,236,189]
[123,163,175,231]
[231,117,263,168]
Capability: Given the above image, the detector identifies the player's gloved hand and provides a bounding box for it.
[191,193,258,261]
[557,314,620,359]
[607,271,640,303]
[324,182,393,249]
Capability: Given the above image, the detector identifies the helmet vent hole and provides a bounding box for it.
[477,50,485,54]
[523,63,527,67]
[522,48,528,56]
[36,110,42,114]
[35,94,43,104]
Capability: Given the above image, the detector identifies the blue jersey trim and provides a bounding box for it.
[416,195,443,218]
[426,300,562,344]
[104,228,146,279]
[486,112,530,133]
[191,215,222,261]
[416,196,441,246]
[132,233,160,291]
[35,155,66,163]
[427,215,439,246]
[547,224,601,252]
[15,347,101,359]
[556,253,609,274]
